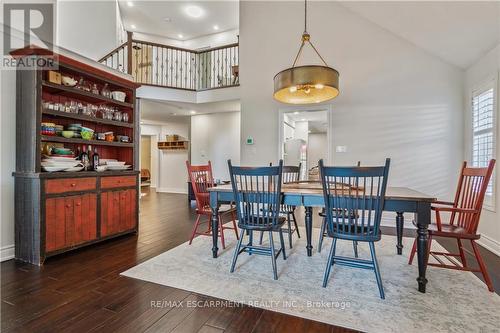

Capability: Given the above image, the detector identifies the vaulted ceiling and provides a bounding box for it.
[340,1,500,69]
[121,1,499,75]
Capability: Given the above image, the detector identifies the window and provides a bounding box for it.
[471,78,497,208]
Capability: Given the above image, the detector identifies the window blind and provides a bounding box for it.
[472,87,495,197]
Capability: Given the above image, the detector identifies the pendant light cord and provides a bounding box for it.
[304,0,307,33]
[292,0,329,68]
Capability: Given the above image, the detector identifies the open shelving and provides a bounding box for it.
[13,48,141,265]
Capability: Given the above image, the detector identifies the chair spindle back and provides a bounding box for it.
[228,160,283,229]
[186,161,214,211]
[319,159,391,240]
[451,160,496,233]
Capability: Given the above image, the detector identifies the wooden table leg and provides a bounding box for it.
[211,204,219,258]
[416,202,431,293]
[305,206,313,256]
[396,212,404,255]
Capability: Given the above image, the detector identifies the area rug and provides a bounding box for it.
[121,228,500,333]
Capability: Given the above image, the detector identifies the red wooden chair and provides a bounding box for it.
[408,159,496,292]
[186,161,238,249]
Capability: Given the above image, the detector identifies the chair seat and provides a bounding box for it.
[427,223,479,239]
[197,204,235,216]
[328,224,381,242]
[238,216,286,231]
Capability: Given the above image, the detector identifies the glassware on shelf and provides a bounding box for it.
[113,110,122,122]
[70,101,78,113]
[101,83,111,98]
[81,104,92,117]
[91,83,99,95]
[89,104,98,117]
[64,101,71,113]
[122,112,129,122]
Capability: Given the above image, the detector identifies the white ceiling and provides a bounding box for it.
[341,1,500,69]
[118,1,239,41]
[141,98,240,122]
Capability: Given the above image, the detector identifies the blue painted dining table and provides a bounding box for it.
[209,182,436,293]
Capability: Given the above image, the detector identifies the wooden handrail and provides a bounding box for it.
[131,39,197,54]
[98,42,127,63]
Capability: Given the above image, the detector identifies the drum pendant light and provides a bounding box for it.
[273,0,339,104]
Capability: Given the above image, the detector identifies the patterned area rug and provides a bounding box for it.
[121,228,500,333]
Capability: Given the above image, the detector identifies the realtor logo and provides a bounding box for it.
[2,2,56,69]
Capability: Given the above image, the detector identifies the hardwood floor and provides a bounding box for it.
[2,189,499,332]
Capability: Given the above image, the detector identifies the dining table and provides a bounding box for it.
[208,181,437,293]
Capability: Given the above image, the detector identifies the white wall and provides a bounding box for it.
[464,44,500,255]
[240,1,464,204]
[57,0,119,60]
[191,112,241,180]
[140,99,191,194]
[308,133,327,171]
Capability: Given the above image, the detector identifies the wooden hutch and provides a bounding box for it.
[13,49,141,265]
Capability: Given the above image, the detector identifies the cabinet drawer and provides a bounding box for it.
[100,176,137,189]
[45,177,96,194]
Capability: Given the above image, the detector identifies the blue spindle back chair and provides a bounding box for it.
[259,163,301,248]
[318,161,361,254]
[228,160,287,280]
[319,158,390,299]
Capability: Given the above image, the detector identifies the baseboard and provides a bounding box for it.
[477,234,500,257]
[156,187,187,194]
[0,245,15,262]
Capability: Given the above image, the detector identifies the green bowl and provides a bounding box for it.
[61,130,74,138]
[52,147,72,154]
[81,130,94,140]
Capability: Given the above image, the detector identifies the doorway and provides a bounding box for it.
[279,107,332,180]
[140,135,154,189]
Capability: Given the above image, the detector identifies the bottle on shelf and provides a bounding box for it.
[75,146,81,160]
[81,145,90,171]
[87,145,93,170]
[92,147,100,171]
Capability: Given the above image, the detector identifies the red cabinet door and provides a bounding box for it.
[45,193,97,252]
[100,189,137,237]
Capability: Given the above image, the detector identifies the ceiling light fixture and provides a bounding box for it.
[178,34,183,39]
[131,24,136,29]
[273,0,339,104]
[213,25,219,31]
[190,110,197,115]
[185,5,204,18]
[127,1,133,7]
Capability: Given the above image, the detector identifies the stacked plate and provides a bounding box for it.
[42,156,83,172]
[100,159,131,171]
[68,124,82,138]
